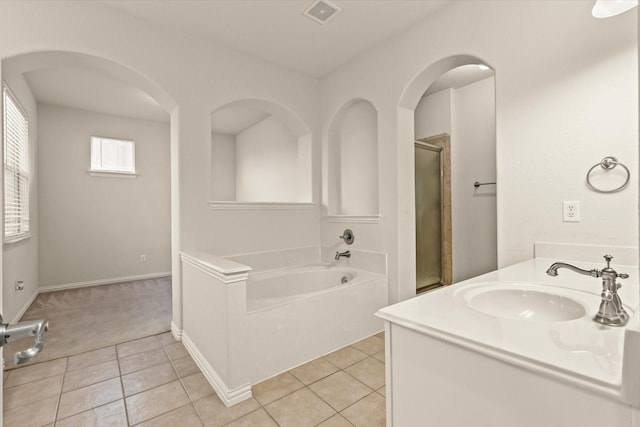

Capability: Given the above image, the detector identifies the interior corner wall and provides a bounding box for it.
[414,88,452,140]
[37,104,171,288]
[235,116,299,202]
[451,77,497,282]
[2,66,39,323]
[211,132,236,201]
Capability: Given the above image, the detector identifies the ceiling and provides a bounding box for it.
[99,0,452,79]
[12,1,491,124]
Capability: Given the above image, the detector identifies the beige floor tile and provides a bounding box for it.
[323,346,368,369]
[3,374,63,410]
[372,350,385,363]
[122,361,177,396]
[3,396,57,427]
[252,372,304,405]
[289,357,339,385]
[193,394,260,427]
[375,331,384,339]
[163,342,189,360]
[181,372,215,401]
[309,371,372,411]
[116,336,162,359]
[157,332,178,347]
[377,385,386,396]
[125,380,190,425]
[55,399,128,427]
[119,347,168,375]
[136,403,203,427]
[317,413,355,427]
[66,346,116,372]
[4,358,66,388]
[57,377,123,419]
[341,392,386,427]
[265,387,336,427]
[172,355,201,378]
[351,336,385,356]
[344,357,385,390]
[226,408,278,427]
[62,359,120,392]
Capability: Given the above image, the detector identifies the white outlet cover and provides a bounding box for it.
[563,201,580,222]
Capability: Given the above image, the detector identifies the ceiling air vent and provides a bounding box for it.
[303,0,342,25]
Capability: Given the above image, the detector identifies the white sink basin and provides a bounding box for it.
[463,283,587,322]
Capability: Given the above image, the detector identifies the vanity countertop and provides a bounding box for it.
[376,258,639,389]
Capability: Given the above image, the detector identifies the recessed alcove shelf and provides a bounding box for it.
[326,214,381,223]
[208,201,316,210]
[211,99,312,205]
[327,99,380,218]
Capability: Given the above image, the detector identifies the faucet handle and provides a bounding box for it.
[604,254,613,267]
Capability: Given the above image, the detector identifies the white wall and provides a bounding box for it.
[37,104,171,288]
[415,88,452,139]
[2,63,38,322]
[0,1,321,329]
[451,77,497,282]
[211,132,236,201]
[321,0,637,303]
[235,116,299,202]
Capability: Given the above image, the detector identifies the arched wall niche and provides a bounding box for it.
[395,53,496,302]
[326,98,380,222]
[209,98,313,208]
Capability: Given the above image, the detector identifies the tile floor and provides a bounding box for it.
[3,331,386,426]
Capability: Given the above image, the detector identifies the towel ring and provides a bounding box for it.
[586,156,630,193]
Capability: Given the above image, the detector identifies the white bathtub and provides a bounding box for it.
[180,251,388,406]
[247,264,364,311]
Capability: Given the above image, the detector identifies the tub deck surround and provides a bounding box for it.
[179,249,388,407]
[377,258,640,398]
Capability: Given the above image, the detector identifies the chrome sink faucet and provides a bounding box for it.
[546,255,629,326]
[335,250,351,260]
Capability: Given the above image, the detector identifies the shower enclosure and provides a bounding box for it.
[415,134,452,292]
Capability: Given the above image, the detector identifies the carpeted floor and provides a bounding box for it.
[3,277,172,370]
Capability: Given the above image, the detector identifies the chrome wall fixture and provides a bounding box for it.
[0,315,49,364]
[586,156,630,194]
[473,181,496,189]
[339,229,355,245]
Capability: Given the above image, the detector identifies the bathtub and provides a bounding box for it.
[247,264,365,311]
[180,250,388,406]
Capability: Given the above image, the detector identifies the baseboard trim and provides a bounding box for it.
[170,321,183,341]
[182,331,252,407]
[11,289,40,324]
[39,272,172,293]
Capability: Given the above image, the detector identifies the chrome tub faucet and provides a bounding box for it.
[335,250,351,260]
[546,255,629,326]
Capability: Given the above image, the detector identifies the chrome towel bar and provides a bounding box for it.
[473,181,496,188]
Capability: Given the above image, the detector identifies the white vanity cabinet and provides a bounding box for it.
[377,258,640,427]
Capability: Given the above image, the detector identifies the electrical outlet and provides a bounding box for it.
[563,201,580,222]
[140,254,147,263]
[15,280,24,292]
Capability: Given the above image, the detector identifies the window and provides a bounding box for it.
[90,136,136,175]
[3,84,30,243]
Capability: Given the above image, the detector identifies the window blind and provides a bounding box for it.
[3,84,29,241]
[90,136,135,174]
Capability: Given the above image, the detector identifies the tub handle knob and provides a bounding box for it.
[339,229,355,245]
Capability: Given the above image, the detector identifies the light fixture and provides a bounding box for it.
[477,64,491,71]
[592,0,638,18]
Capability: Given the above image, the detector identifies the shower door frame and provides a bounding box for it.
[415,133,452,293]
